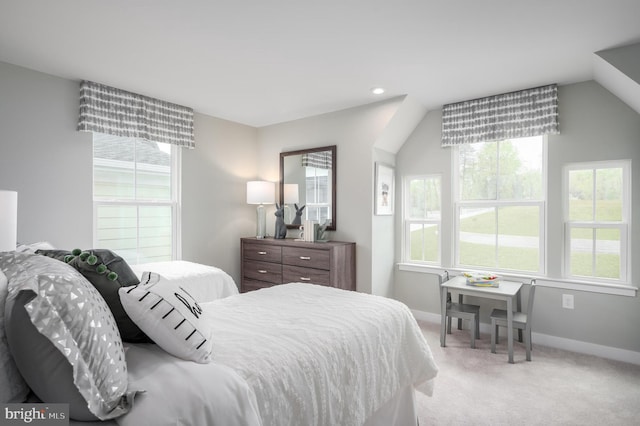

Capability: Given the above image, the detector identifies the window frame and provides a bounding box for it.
[92,136,182,265]
[452,136,548,275]
[562,159,631,285]
[304,165,332,224]
[403,174,442,265]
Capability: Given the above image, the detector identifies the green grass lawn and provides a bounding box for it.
[570,252,620,279]
[410,204,621,278]
[458,242,539,272]
[409,225,439,262]
[459,206,539,237]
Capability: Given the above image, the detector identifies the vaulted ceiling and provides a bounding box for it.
[1,1,639,127]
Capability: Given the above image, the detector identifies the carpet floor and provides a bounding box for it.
[414,320,640,426]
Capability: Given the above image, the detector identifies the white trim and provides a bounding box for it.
[562,160,632,285]
[172,144,182,261]
[398,263,447,275]
[534,278,636,297]
[397,262,637,296]
[411,308,640,365]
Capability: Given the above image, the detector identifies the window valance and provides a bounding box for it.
[441,84,559,147]
[302,151,332,169]
[77,80,195,148]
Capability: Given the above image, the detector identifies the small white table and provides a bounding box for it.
[441,275,523,363]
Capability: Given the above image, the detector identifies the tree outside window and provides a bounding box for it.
[455,136,545,274]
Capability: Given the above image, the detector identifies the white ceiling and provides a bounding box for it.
[1,0,639,127]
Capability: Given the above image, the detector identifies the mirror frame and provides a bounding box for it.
[279,145,337,231]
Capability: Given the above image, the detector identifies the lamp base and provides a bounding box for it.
[255,204,266,239]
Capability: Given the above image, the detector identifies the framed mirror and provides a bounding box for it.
[279,145,337,231]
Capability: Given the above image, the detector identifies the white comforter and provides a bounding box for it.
[130,260,239,301]
[117,283,438,426]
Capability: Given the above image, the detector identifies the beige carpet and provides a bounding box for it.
[414,320,640,426]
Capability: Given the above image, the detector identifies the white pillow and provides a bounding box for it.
[119,272,213,363]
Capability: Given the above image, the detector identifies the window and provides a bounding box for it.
[404,175,441,264]
[304,166,331,224]
[93,133,180,265]
[564,161,630,283]
[454,136,546,274]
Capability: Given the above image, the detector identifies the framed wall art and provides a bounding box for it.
[374,163,394,215]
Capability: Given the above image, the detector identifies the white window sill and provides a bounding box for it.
[397,263,637,297]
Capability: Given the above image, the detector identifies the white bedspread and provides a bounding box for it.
[116,283,437,426]
[130,260,238,302]
[207,283,437,426]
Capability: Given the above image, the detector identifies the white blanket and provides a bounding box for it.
[117,283,437,426]
[130,260,239,302]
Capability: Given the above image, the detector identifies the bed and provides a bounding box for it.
[1,250,438,426]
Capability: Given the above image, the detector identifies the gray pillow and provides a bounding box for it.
[0,252,138,420]
[0,269,29,403]
[36,248,150,343]
[5,290,98,419]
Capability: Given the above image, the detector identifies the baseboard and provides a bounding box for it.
[411,309,640,366]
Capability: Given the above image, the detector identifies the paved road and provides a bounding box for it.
[460,232,619,254]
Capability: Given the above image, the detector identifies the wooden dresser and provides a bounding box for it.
[241,237,356,292]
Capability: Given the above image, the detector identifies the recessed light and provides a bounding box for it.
[371,87,385,95]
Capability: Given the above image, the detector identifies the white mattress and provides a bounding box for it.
[113,283,438,426]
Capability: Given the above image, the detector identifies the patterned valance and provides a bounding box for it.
[441,84,559,147]
[302,151,332,169]
[77,80,195,148]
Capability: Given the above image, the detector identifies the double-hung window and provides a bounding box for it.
[404,175,442,264]
[93,133,180,265]
[453,136,546,274]
[304,165,331,224]
[564,160,630,283]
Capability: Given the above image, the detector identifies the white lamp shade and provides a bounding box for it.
[283,184,299,204]
[246,181,275,205]
[0,190,18,252]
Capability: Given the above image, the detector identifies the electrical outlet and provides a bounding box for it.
[562,294,574,309]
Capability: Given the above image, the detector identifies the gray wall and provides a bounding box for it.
[0,61,93,248]
[371,147,396,298]
[0,61,257,288]
[181,113,258,284]
[394,81,640,353]
[256,98,404,293]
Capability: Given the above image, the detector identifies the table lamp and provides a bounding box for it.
[246,181,275,239]
[0,190,18,252]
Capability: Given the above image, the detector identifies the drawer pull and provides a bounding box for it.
[257,270,268,274]
[299,256,311,260]
[258,251,267,255]
[300,277,311,281]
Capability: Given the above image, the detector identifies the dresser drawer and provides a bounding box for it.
[243,260,282,284]
[243,242,282,263]
[282,247,330,270]
[283,265,330,286]
[242,278,278,293]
